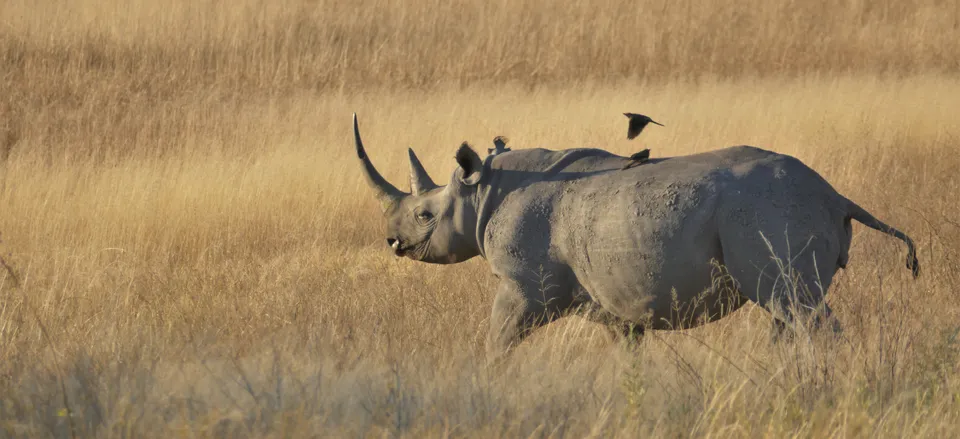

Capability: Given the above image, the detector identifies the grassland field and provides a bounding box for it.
[1,0,960,437]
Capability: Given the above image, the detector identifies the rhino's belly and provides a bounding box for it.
[564,195,741,329]
[576,237,739,329]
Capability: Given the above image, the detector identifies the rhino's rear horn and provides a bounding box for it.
[352,114,405,211]
[407,148,438,196]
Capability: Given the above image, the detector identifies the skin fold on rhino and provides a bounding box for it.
[350,114,920,361]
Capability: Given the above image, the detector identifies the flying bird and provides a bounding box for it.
[624,113,664,140]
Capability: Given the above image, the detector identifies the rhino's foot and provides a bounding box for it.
[596,321,646,344]
[572,302,646,343]
[769,308,843,344]
[770,318,793,344]
[483,348,512,373]
[619,323,646,345]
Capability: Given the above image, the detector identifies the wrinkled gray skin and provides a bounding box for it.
[351,114,920,361]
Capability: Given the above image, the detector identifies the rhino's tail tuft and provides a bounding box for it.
[846,201,920,278]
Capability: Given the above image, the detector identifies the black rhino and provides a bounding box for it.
[350,114,919,359]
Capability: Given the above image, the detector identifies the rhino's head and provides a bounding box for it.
[352,114,485,264]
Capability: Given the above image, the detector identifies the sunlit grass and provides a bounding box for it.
[1,0,959,437]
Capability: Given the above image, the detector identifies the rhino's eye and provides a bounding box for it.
[415,210,434,224]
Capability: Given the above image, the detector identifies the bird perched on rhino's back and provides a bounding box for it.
[488,136,511,156]
[621,148,651,170]
[624,112,664,140]
[349,113,920,363]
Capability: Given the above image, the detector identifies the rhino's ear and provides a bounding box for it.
[455,142,484,186]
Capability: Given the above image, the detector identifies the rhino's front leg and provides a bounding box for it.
[486,278,572,362]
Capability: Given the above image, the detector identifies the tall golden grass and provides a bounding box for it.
[1,0,959,437]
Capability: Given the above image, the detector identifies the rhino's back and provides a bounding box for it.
[487,144,791,183]
[546,144,841,259]
[482,145,784,266]
[485,145,807,249]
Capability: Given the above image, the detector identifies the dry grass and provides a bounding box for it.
[3,0,960,101]
[1,0,960,437]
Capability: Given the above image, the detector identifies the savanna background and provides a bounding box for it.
[1,0,959,437]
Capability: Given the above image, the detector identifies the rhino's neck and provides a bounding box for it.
[471,148,623,259]
[473,155,500,260]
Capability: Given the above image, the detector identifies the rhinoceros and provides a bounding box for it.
[350,114,919,359]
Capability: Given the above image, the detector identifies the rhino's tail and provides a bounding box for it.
[846,201,920,278]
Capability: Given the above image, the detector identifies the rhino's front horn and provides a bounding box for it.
[353,114,404,212]
[407,148,438,196]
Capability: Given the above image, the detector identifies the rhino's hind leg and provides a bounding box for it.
[762,246,844,340]
[719,226,845,340]
[739,245,843,341]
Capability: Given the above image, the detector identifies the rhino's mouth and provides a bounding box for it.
[389,239,407,256]
[394,245,411,257]
[395,245,420,260]
[390,236,431,260]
